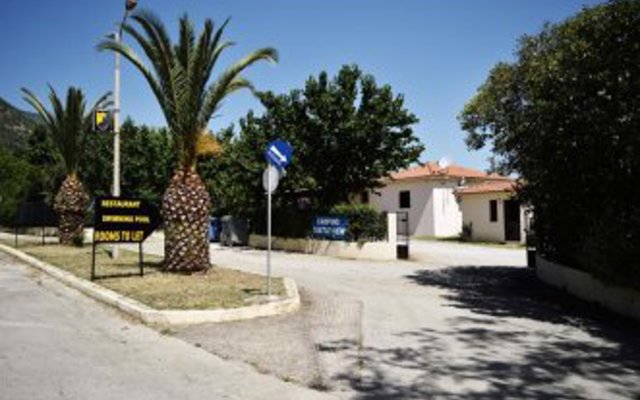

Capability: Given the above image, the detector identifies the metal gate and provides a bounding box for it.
[14,202,57,246]
[396,211,410,259]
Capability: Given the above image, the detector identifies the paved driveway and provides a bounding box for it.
[0,250,336,400]
[139,236,640,399]
[409,239,527,266]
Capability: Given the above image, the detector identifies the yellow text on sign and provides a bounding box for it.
[93,230,145,243]
[100,199,141,209]
[101,215,150,224]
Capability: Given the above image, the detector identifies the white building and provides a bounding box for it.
[365,162,510,238]
[455,180,528,243]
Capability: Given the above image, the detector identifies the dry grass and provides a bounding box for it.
[1,240,284,310]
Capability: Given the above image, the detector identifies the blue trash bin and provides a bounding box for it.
[209,217,220,242]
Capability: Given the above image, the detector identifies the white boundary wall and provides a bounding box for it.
[249,213,398,261]
[537,255,640,321]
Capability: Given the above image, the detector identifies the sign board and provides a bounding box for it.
[262,165,280,194]
[312,216,349,240]
[264,139,293,171]
[94,109,112,133]
[93,197,160,243]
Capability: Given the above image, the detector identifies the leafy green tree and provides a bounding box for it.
[99,10,278,272]
[21,124,65,204]
[459,0,640,287]
[80,118,177,209]
[0,147,32,225]
[80,125,112,200]
[120,120,177,207]
[21,86,111,244]
[203,65,423,235]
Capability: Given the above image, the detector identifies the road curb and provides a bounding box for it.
[0,243,300,325]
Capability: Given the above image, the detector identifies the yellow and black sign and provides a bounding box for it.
[93,197,160,243]
[94,109,112,133]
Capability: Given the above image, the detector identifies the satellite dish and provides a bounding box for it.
[437,157,451,170]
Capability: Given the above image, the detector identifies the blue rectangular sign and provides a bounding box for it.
[312,216,349,240]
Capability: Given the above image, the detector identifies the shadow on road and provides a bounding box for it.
[331,265,640,399]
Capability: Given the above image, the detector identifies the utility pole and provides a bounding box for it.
[111,0,138,258]
[113,29,121,201]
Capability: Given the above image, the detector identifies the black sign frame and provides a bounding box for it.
[90,197,160,281]
[91,242,145,281]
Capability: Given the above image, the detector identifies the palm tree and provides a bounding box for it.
[98,10,278,272]
[22,86,111,245]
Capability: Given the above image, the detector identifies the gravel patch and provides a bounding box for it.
[175,287,363,395]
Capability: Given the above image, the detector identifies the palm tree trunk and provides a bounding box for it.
[54,175,89,245]
[162,168,212,272]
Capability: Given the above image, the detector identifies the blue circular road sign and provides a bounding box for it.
[264,139,293,170]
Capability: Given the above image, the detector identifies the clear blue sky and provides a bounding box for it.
[0,0,602,170]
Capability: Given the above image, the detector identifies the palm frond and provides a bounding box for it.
[21,87,55,127]
[176,14,195,71]
[204,18,232,83]
[198,47,278,127]
[98,11,278,169]
[21,86,111,176]
[97,38,173,128]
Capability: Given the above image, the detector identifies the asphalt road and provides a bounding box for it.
[162,238,640,400]
[0,250,336,400]
[4,232,640,399]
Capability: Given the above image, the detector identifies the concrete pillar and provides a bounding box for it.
[387,213,397,244]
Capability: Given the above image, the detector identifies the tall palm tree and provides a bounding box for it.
[22,86,111,245]
[98,10,278,272]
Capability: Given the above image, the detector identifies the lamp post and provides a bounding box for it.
[111,0,137,258]
[114,0,137,198]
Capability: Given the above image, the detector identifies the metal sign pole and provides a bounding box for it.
[139,242,144,277]
[263,139,292,298]
[91,242,96,281]
[267,166,272,297]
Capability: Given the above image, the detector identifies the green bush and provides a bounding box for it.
[329,203,386,242]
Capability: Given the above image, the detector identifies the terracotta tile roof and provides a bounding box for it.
[455,180,517,195]
[389,162,508,181]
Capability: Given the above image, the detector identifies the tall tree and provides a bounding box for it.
[21,86,111,244]
[98,10,278,272]
[203,65,423,226]
[459,0,640,287]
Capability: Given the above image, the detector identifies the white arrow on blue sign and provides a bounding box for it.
[265,139,293,171]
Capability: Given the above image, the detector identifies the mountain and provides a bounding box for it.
[0,96,40,152]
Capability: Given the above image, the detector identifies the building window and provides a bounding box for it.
[489,200,498,222]
[399,191,411,209]
[360,191,369,204]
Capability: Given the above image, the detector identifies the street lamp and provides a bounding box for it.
[111,0,137,258]
[113,0,137,199]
